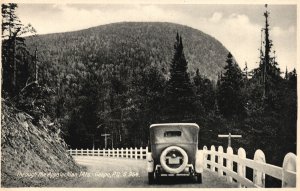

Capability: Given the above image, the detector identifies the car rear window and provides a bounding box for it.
[164,131,182,137]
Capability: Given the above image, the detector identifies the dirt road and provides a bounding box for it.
[48,156,238,188]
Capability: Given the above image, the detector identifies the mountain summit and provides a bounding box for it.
[26,22,232,82]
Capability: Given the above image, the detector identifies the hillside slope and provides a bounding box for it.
[1,100,80,187]
[22,22,236,149]
[26,22,232,82]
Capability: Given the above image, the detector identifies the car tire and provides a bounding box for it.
[155,172,160,184]
[196,173,202,184]
[148,172,155,185]
[160,146,188,174]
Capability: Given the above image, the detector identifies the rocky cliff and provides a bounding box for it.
[1,100,80,187]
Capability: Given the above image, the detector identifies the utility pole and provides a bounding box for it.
[218,133,242,147]
[101,133,111,149]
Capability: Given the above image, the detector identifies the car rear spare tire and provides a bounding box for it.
[160,146,188,174]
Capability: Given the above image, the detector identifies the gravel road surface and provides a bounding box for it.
[48,156,238,188]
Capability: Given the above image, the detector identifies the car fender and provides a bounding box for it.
[147,152,154,173]
[195,149,204,173]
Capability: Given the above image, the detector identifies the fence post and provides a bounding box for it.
[87,148,89,156]
[237,148,246,188]
[108,149,111,157]
[226,147,233,183]
[130,147,133,158]
[203,146,208,169]
[81,148,83,156]
[140,147,143,159]
[211,145,216,172]
[126,148,128,158]
[135,147,138,160]
[253,149,265,188]
[75,148,78,156]
[112,148,115,157]
[282,152,296,187]
[121,148,124,158]
[98,148,100,156]
[218,146,224,176]
[92,148,94,156]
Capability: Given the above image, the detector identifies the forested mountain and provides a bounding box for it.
[25,22,230,82]
[21,22,233,149]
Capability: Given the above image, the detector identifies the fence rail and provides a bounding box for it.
[68,147,147,160]
[68,145,296,188]
[203,145,296,188]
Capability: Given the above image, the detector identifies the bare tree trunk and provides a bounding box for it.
[34,48,38,83]
[12,38,16,93]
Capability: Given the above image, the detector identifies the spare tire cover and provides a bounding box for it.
[160,146,188,174]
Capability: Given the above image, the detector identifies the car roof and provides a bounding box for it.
[150,123,199,129]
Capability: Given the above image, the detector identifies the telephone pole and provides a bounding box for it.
[101,133,111,149]
[218,133,242,148]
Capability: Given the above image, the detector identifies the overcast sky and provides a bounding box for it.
[16,3,297,72]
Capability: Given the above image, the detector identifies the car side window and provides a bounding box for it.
[164,131,182,137]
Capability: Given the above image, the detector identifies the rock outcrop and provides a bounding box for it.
[1,100,80,187]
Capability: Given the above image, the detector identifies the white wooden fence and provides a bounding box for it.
[203,145,297,188]
[68,145,296,188]
[68,147,147,160]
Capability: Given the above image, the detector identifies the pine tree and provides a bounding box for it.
[1,3,36,96]
[243,62,248,79]
[284,66,288,80]
[164,33,195,121]
[1,3,22,39]
[193,68,215,113]
[217,52,244,118]
[287,68,297,88]
[252,5,281,98]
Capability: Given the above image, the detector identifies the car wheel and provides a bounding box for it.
[155,172,160,184]
[160,146,188,174]
[195,173,202,184]
[148,172,155,185]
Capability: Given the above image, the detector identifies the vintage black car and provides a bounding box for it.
[147,123,204,184]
